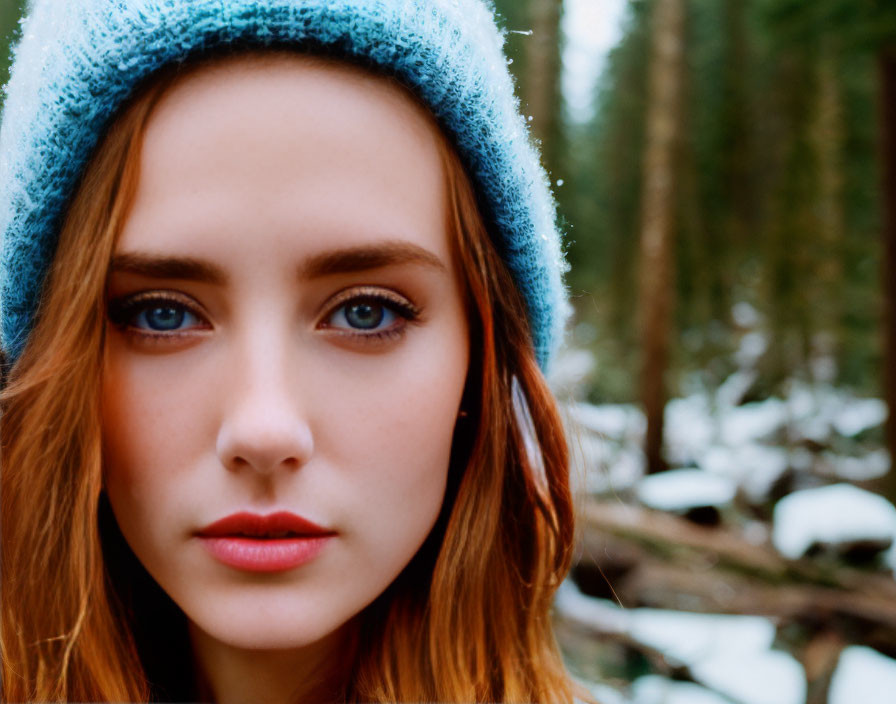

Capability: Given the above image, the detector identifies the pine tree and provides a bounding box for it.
[638,0,686,473]
[521,0,565,179]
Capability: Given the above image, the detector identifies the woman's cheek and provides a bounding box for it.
[321,339,465,551]
[101,350,210,508]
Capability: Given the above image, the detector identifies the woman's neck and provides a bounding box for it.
[188,619,357,704]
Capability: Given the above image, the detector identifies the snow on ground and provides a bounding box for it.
[551,346,892,702]
[772,483,896,559]
[716,368,760,408]
[828,646,896,704]
[627,608,776,666]
[565,380,888,503]
[784,383,887,442]
[831,397,887,437]
[697,444,790,503]
[568,431,644,494]
[663,394,715,464]
[554,579,630,634]
[557,580,805,704]
[635,469,737,512]
[691,650,806,704]
[732,301,762,329]
[568,402,645,441]
[557,579,781,665]
[566,403,646,493]
[581,681,630,704]
[718,398,789,448]
[548,346,597,392]
[819,448,890,481]
[630,676,730,704]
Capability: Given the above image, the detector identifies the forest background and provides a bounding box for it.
[3,1,896,703]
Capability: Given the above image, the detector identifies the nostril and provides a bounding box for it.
[215,406,315,475]
[226,453,304,473]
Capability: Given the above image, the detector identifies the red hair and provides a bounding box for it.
[1,52,590,703]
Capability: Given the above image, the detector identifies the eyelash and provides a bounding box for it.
[107,291,206,344]
[317,286,421,342]
[106,287,421,345]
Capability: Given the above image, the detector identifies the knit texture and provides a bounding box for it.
[0,0,571,370]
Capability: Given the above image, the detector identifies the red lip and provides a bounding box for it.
[198,511,335,538]
[197,512,336,573]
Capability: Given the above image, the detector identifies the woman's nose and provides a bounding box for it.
[215,344,314,475]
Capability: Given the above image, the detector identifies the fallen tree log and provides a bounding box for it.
[574,499,896,654]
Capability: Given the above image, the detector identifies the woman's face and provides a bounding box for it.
[101,56,470,651]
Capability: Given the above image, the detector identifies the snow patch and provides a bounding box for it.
[569,402,644,439]
[554,579,630,634]
[557,584,805,704]
[832,397,887,437]
[692,650,806,704]
[720,399,788,447]
[829,646,896,704]
[772,484,896,559]
[631,676,729,704]
[628,609,776,665]
[736,331,769,367]
[664,395,714,464]
[635,469,737,512]
[821,449,890,481]
[716,368,758,408]
[583,681,630,704]
[732,301,761,328]
[567,428,644,494]
[698,444,790,502]
[548,347,596,391]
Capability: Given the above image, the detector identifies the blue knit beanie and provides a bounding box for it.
[0,0,570,370]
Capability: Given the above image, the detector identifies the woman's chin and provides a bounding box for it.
[186,607,354,652]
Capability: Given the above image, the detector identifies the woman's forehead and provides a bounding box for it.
[118,54,451,267]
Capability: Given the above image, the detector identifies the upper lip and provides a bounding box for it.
[197,511,335,538]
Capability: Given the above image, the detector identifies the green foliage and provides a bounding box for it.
[760,0,896,53]
[0,0,25,108]
[491,0,534,99]
[562,0,886,402]
[560,0,652,403]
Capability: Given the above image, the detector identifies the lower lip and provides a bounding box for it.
[199,535,333,572]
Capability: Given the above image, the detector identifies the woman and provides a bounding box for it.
[0,1,587,702]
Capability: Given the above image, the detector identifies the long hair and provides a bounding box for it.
[1,53,587,703]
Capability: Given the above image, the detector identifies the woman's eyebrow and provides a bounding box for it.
[109,253,228,284]
[108,242,448,284]
[300,241,448,278]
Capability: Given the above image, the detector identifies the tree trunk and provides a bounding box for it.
[800,630,843,704]
[758,48,815,397]
[880,48,896,502]
[522,0,563,178]
[638,0,685,474]
[810,41,845,384]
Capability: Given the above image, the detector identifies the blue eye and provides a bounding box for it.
[109,294,206,334]
[134,304,201,332]
[328,299,399,331]
[321,289,421,341]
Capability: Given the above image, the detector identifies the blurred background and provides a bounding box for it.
[2,1,896,702]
